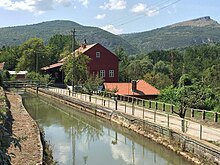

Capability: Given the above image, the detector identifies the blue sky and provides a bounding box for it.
[0,0,219,34]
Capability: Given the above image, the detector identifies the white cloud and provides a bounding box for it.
[101,24,123,34]
[0,0,72,14]
[131,3,159,17]
[78,0,88,7]
[100,0,126,10]
[95,14,106,20]
[131,3,146,13]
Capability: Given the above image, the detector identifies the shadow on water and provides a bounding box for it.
[22,92,194,165]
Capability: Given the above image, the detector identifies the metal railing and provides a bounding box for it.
[95,91,220,124]
[45,87,220,142]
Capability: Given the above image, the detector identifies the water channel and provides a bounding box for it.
[22,92,193,165]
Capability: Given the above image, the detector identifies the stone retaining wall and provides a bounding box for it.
[30,88,220,165]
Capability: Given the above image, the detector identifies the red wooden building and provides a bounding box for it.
[41,43,119,83]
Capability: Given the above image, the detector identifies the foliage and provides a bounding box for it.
[16,38,53,72]
[144,72,172,90]
[83,74,104,95]
[0,46,21,70]
[48,34,72,63]
[25,72,51,85]
[1,70,10,82]
[62,52,90,86]
[40,128,57,165]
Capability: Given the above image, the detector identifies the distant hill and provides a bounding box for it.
[1,17,220,55]
[120,16,220,53]
[0,20,138,54]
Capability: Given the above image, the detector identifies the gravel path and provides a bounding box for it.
[6,92,42,165]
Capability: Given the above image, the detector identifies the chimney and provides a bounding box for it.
[131,80,137,92]
[81,39,87,49]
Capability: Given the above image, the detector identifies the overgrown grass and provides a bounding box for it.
[40,128,57,165]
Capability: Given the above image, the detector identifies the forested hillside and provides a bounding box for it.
[0,20,138,54]
[1,17,220,55]
[121,16,220,53]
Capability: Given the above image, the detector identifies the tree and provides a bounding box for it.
[153,60,170,75]
[16,38,50,72]
[114,47,130,82]
[48,34,72,63]
[83,74,104,95]
[61,52,90,86]
[25,72,51,85]
[126,57,153,81]
[144,72,172,90]
[203,64,220,88]
[0,46,21,70]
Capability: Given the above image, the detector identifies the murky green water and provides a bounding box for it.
[22,92,193,165]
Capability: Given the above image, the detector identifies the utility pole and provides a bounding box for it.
[35,51,38,74]
[170,51,174,84]
[71,29,76,96]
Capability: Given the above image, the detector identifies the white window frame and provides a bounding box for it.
[100,70,105,78]
[109,70,114,78]
[96,52,101,58]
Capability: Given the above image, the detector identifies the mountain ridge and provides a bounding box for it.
[120,16,220,52]
[1,16,220,54]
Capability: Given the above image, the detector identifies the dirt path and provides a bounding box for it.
[6,91,42,165]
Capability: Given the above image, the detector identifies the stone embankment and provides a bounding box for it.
[6,91,43,165]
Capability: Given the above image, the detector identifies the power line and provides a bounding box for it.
[103,0,173,26]
[115,0,181,28]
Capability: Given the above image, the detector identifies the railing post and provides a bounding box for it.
[115,99,118,110]
[181,119,185,133]
[163,103,165,111]
[36,86,39,97]
[149,101,151,109]
[142,100,145,119]
[125,103,127,113]
[132,98,134,115]
[167,114,169,127]
[154,110,156,122]
[171,105,174,114]
[214,112,218,122]
[200,124,203,140]
[191,109,194,118]
[155,102,158,110]
[202,111,206,120]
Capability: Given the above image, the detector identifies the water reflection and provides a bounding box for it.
[22,93,193,165]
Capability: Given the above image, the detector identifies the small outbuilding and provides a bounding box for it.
[104,80,160,100]
[8,71,28,80]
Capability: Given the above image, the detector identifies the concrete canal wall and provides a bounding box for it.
[29,88,220,165]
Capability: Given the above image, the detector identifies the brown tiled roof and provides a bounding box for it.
[41,62,63,71]
[0,62,5,70]
[104,80,160,96]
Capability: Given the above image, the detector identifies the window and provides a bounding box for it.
[109,70,114,78]
[100,70,105,78]
[96,52,101,58]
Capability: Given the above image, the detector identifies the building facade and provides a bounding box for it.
[41,43,119,83]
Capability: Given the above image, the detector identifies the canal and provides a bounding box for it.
[22,92,193,165]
